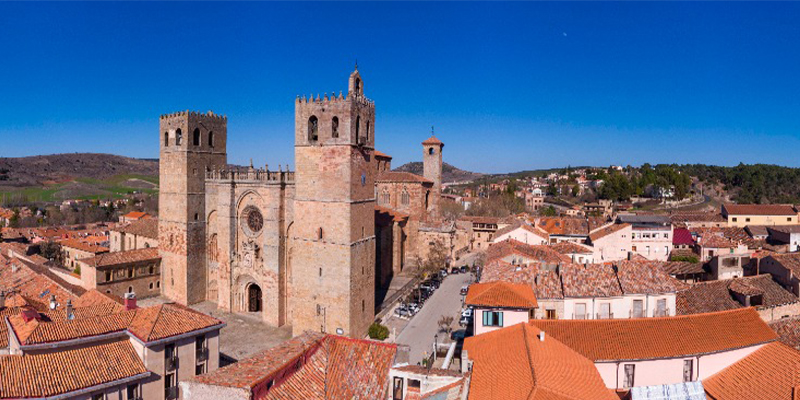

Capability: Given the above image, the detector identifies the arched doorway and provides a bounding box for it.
[247,283,262,312]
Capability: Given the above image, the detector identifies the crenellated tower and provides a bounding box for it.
[290,67,376,337]
[158,111,227,305]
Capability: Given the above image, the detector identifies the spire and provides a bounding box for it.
[431,125,435,137]
[354,59,358,71]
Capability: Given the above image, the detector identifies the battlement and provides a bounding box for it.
[160,110,228,121]
[295,92,374,108]
[206,165,295,184]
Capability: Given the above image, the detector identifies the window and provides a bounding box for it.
[362,299,365,313]
[789,218,793,222]
[196,335,208,375]
[126,384,140,400]
[165,372,177,399]
[646,246,650,255]
[401,189,410,206]
[175,129,182,145]
[193,128,201,146]
[127,286,133,294]
[575,303,587,319]
[428,147,434,155]
[331,117,339,138]
[319,267,322,277]
[632,300,644,318]
[355,115,361,140]
[545,309,556,319]
[196,363,206,375]
[664,233,669,238]
[746,218,751,222]
[308,116,319,142]
[164,131,169,146]
[208,131,214,147]
[366,121,371,142]
[623,364,635,388]
[632,245,637,252]
[317,227,323,240]
[656,299,667,317]
[683,359,693,382]
[149,282,154,290]
[105,270,112,282]
[599,303,611,319]
[156,280,161,288]
[92,394,104,400]
[732,217,738,222]
[482,311,503,327]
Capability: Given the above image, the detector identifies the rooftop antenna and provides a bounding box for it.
[354,59,358,70]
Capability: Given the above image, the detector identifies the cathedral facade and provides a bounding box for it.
[157,68,455,337]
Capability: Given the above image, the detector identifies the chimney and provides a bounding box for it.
[539,331,545,342]
[124,292,137,311]
[49,294,57,310]
[66,299,74,320]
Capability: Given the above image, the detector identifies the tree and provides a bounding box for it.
[368,322,390,340]
[417,239,449,279]
[39,240,64,266]
[571,184,580,197]
[438,315,455,335]
[540,205,556,216]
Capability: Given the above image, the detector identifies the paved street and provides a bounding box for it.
[395,272,473,364]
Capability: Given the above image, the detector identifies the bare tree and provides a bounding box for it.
[438,315,455,335]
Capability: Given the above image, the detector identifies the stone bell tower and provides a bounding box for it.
[290,67,376,337]
[423,134,444,222]
[158,111,227,305]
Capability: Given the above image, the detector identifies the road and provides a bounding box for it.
[395,272,473,364]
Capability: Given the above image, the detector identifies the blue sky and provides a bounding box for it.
[1,2,799,173]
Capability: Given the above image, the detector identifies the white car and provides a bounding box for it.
[461,308,473,318]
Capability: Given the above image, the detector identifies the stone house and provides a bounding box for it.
[586,222,632,262]
[77,248,162,299]
[110,218,159,252]
[59,238,109,272]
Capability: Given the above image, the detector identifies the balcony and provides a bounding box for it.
[165,386,179,400]
[654,308,671,318]
[196,347,209,363]
[165,356,178,372]
[595,312,614,319]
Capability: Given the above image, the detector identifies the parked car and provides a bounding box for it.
[451,267,460,274]
[460,265,468,273]
[394,307,410,317]
[407,303,421,313]
[439,269,448,278]
[420,282,435,292]
[461,308,473,318]
[459,316,471,326]
[460,285,469,295]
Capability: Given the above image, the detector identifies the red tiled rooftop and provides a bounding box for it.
[78,247,160,268]
[530,308,777,362]
[115,218,159,240]
[421,136,444,146]
[703,342,800,400]
[723,203,797,216]
[466,281,538,309]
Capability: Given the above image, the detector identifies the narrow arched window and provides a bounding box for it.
[429,147,434,155]
[308,116,319,142]
[175,129,182,146]
[355,116,361,141]
[331,117,339,138]
[402,189,410,206]
[164,131,169,146]
[208,131,214,147]
[366,121,371,142]
[425,190,430,210]
[193,128,201,146]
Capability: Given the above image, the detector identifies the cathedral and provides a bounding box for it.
[157,67,460,337]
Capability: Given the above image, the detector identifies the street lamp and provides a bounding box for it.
[434,333,439,362]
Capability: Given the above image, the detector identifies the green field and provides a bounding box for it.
[0,174,159,203]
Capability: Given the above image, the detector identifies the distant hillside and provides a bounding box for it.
[0,153,159,203]
[394,162,483,183]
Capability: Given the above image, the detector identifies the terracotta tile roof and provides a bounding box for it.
[0,340,149,398]
[764,253,800,276]
[723,203,797,216]
[0,257,85,312]
[559,263,623,298]
[768,225,800,234]
[672,228,695,245]
[669,211,726,224]
[588,222,630,242]
[551,241,593,255]
[374,150,392,159]
[537,217,589,236]
[677,274,797,315]
[375,205,410,222]
[703,342,800,400]
[530,308,778,362]
[698,233,738,249]
[78,247,160,268]
[7,302,222,346]
[376,171,432,184]
[769,317,800,349]
[464,323,617,400]
[693,227,761,248]
[658,260,705,276]
[121,211,150,220]
[58,238,109,254]
[115,217,159,240]
[466,281,538,309]
[614,260,688,294]
[486,239,571,265]
[192,332,397,400]
[421,136,444,146]
[73,289,125,308]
